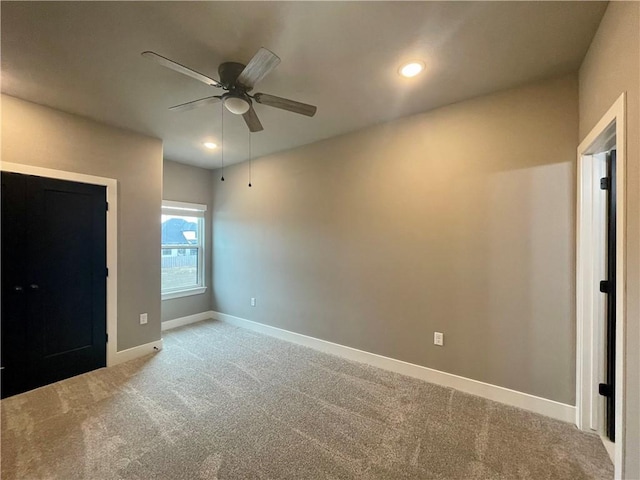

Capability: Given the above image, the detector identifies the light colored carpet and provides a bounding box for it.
[1,320,613,479]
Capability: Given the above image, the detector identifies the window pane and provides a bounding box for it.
[161,248,199,291]
[161,211,202,293]
[161,214,199,245]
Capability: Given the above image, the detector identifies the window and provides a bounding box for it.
[161,200,207,299]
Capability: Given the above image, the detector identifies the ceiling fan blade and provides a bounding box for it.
[141,51,221,87]
[253,93,317,117]
[236,48,281,90]
[242,105,264,132]
[168,95,221,112]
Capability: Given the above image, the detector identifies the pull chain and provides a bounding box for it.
[220,105,225,181]
[248,130,252,187]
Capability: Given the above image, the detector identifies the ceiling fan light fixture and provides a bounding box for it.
[224,95,251,115]
[203,142,217,149]
[399,61,425,78]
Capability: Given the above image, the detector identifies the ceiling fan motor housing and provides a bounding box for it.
[218,62,247,90]
[218,61,252,114]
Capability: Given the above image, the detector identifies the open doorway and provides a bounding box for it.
[576,93,626,477]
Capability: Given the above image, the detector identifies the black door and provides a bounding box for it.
[1,172,107,398]
[599,150,616,441]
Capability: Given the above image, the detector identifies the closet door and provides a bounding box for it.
[1,172,107,398]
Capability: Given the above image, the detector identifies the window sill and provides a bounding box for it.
[162,287,207,301]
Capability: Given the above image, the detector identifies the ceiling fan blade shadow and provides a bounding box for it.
[142,51,221,87]
[253,93,317,117]
[242,105,264,132]
[237,48,281,90]
[168,96,222,112]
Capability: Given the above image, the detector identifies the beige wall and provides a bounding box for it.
[212,74,578,405]
[1,95,163,351]
[162,160,213,322]
[579,2,640,477]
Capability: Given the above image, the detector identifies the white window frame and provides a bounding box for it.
[161,200,207,300]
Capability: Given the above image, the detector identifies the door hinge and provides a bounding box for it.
[106,333,109,343]
[598,383,612,397]
[600,177,610,190]
[106,202,109,211]
[599,280,610,293]
[106,267,109,277]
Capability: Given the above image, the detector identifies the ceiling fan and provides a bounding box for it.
[142,48,317,132]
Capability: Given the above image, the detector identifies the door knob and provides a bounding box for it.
[29,284,39,290]
[13,286,23,292]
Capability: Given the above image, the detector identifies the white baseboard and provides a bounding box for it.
[214,311,576,424]
[111,339,163,366]
[161,311,214,331]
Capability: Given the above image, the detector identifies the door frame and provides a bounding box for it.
[576,93,626,478]
[0,163,118,367]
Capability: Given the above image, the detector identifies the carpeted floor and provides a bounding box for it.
[1,320,613,479]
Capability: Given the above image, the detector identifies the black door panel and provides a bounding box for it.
[1,173,29,397]
[604,150,616,442]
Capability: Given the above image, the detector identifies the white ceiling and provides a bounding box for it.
[1,1,607,168]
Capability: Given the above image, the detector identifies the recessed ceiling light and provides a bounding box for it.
[399,61,425,78]
[203,142,217,149]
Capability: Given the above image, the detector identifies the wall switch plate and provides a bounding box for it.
[140,313,148,325]
[250,297,256,307]
[434,332,444,346]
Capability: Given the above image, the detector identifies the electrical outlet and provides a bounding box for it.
[140,313,148,325]
[434,332,444,346]
[250,297,256,307]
